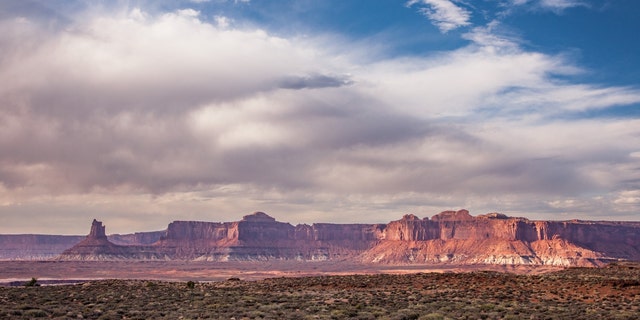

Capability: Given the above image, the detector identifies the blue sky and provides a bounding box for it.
[0,0,639,234]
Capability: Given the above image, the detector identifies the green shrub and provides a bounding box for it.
[24,277,39,287]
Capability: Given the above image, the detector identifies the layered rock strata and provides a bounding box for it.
[0,235,84,260]
[57,210,640,267]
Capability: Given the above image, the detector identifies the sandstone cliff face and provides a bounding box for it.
[362,210,639,266]
[109,231,165,246]
[383,211,521,241]
[56,211,640,266]
[383,214,436,241]
[153,212,383,261]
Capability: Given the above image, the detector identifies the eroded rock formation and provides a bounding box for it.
[59,220,132,260]
[55,211,640,266]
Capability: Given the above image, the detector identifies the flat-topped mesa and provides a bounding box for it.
[237,212,294,242]
[161,212,288,245]
[163,221,235,242]
[53,211,640,266]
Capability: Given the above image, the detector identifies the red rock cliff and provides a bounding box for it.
[56,211,640,266]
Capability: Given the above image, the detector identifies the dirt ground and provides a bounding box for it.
[1,261,638,319]
[0,260,561,283]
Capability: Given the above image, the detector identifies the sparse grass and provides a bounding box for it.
[1,263,639,319]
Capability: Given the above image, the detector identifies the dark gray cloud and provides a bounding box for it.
[278,74,353,90]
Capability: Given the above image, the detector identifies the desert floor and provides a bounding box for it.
[0,260,562,284]
[0,261,638,319]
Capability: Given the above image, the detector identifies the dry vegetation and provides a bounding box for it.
[1,262,639,319]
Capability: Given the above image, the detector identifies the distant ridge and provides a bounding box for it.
[0,234,84,260]
[0,221,163,260]
[55,210,640,267]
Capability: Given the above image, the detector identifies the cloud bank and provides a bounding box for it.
[0,4,639,233]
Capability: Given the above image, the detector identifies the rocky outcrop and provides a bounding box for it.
[59,219,117,260]
[55,211,640,266]
[58,220,160,260]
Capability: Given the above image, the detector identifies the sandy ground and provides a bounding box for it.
[0,260,564,284]
[2,263,638,319]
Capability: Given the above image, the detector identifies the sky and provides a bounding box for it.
[1,0,639,234]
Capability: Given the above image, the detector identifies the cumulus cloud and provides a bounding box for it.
[0,4,639,233]
[407,0,471,33]
[0,9,337,118]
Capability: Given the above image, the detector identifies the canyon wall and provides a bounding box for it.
[366,210,639,266]
[109,231,165,246]
[39,210,640,266]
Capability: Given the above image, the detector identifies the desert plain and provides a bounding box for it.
[1,260,639,319]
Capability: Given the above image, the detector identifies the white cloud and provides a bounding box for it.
[128,8,148,21]
[0,8,352,117]
[1,4,639,233]
[359,47,565,117]
[462,21,521,51]
[408,0,471,33]
[614,190,640,205]
[508,0,587,13]
[491,85,640,113]
[175,8,200,18]
[538,0,586,11]
[214,15,231,28]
